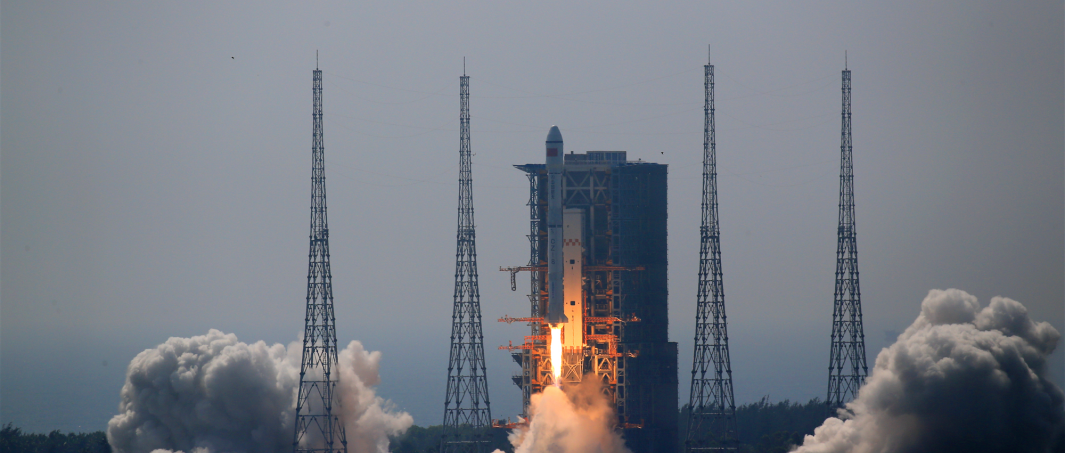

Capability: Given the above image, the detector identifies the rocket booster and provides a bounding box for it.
[545,126,568,326]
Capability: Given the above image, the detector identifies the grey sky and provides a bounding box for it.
[2,1,1062,432]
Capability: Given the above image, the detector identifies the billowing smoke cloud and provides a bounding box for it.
[106,330,412,453]
[794,289,1064,453]
[499,380,631,453]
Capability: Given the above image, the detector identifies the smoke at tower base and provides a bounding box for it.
[496,379,631,453]
[793,289,1063,453]
[106,330,412,453]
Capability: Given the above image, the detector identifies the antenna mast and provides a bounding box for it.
[293,65,348,453]
[686,48,739,451]
[826,64,868,411]
[441,69,492,453]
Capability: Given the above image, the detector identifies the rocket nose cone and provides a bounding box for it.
[546,125,563,143]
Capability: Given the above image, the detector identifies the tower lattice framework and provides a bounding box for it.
[826,65,868,410]
[293,65,348,453]
[686,56,739,451]
[441,72,492,453]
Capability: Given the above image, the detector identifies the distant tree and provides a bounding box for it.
[389,425,441,453]
[745,430,806,453]
[389,424,511,453]
[735,396,828,446]
[0,424,110,453]
[1,424,27,452]
[679,397,829,452]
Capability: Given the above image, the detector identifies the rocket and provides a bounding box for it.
[545,126,569,326]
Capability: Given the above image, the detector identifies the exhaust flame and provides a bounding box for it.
[550,325,563,386]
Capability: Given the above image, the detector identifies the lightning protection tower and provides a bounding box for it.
[293,63,348,453]
[826,59,869,411]
[686,51,739,452]
[441,68,492,453]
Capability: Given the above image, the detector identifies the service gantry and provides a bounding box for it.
[441,68,493,453]
[826,59,869,411]
[504,147,677,453]
[685,51,739,451]
[293,63,348,453]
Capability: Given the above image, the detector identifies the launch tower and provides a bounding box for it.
[441,70,493,453]
[826,62,869,410]
[293,64,348,453]
[504,139,677,453]
[685,55,739,451]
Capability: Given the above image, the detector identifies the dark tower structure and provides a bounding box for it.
[507,149,676,453]
[293,64,348,453]
[441,70,492,453]
[826,61,868,410]
[685,54,738,452]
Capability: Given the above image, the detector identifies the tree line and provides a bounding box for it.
[1,424,110,453]
[2,397,829,453]
[390,397,829,453]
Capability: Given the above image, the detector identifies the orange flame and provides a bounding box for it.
[550,325,563,386]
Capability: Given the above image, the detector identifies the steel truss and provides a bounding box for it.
[441,73,492,453]
[686,57,739,451]
[293,66,348,453]
[826,67,868,411]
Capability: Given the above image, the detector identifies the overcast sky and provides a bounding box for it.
[2,1,1062,433]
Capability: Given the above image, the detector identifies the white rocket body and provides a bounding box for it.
[545,126,568,326]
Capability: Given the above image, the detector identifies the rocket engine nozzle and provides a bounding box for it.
[546,312,569,325]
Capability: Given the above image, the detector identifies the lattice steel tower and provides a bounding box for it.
[826,61,868,410]
[293,63,347,453]
[686,52,738,452]
[441,69,492,453]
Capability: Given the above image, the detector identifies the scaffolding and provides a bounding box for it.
[505,152,676,453]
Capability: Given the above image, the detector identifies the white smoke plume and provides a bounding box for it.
[106,329,412,453]
[498,379,631,453]
[794,289,1064,453]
